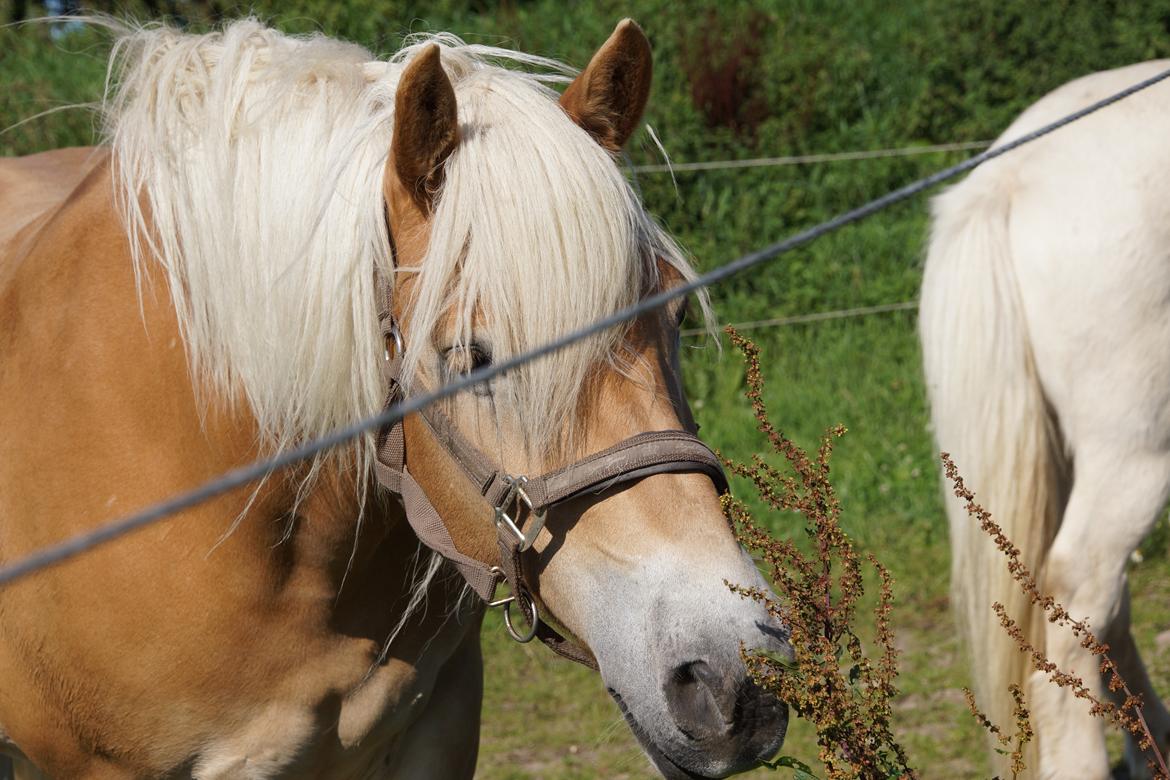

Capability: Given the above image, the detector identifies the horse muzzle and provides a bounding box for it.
[604,615,792,779]
[610,655,789,779]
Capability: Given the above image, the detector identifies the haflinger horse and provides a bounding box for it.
[922,61,1170,779]
[0,17,792,780]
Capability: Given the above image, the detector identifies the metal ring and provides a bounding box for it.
[502,591,538,643]
[384,324,403,361]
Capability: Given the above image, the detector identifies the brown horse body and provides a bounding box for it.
[0,20,791,779]
[0,147,482,777]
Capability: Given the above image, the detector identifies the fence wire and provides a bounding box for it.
[679,301,918,337]
[631,141,993,174]
[2,65,1169,587]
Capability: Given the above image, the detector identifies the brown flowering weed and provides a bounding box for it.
[721,327,914,780]
[721,330,1167,779]
[962,683,1033,779]
[943,453,1170,780]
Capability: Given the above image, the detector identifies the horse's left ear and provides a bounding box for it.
[560,19,652,152]
[390,44,459,213]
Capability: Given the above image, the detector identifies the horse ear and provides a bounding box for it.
[390,44,459,212]
[560,18,652,152]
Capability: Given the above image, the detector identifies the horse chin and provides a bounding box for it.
[608,686,788,779]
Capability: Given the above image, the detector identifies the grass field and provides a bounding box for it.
[5,1,1170,777]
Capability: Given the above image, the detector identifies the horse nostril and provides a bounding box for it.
[663,659,738,740]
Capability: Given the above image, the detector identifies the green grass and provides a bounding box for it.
[5,2,1170,777]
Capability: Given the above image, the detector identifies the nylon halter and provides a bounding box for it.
[372,294,727,669]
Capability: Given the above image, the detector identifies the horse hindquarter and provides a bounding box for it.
[925,60,1170,779]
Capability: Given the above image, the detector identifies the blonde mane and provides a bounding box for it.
[104,18,709,474]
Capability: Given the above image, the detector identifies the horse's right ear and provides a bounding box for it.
[560,19,652,152]
[389,44,459,213]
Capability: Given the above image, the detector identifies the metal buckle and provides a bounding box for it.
[492,475,547,552]
[486,566,538,643]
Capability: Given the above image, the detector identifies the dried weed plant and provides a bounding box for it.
[943,453,1170,780]
[962,683,1033,779]
[721,328,1166,779]
[720,327,914,779]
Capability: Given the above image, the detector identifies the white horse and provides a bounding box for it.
[922,60,1170,778]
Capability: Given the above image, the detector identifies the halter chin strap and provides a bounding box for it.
[371,309,728,670]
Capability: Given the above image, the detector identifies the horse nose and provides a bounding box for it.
[663,659,788,769]
[664,660,736,738]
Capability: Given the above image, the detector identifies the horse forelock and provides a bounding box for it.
[102,18,712,471]
[399,64,714,458]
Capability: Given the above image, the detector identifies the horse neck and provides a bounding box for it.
[4,150,433,637]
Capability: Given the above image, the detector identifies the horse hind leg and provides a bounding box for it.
[1030,446,1170,780]
[1104,581,1170,778]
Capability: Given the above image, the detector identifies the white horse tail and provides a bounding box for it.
[920,162,1066,771]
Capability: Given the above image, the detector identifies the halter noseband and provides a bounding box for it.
[372,304,727,669]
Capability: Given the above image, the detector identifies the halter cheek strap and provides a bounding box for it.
[372,313,728,670]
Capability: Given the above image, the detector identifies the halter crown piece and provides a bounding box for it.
[372,284,728,668]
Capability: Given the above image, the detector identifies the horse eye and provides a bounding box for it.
[442,343,494,394]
